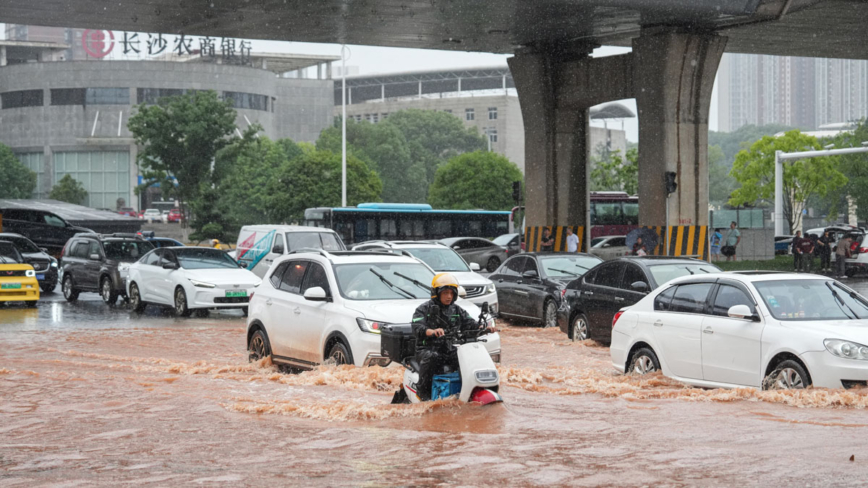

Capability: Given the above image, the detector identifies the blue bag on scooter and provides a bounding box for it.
[432,372,462,400]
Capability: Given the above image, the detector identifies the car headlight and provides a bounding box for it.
[475,370,498,383]
[50,258,58,268]
[824,339,868,361]
[190,279,216,288]
[356,318,386,334]
[486,283,496,294]
[25,270,35,277]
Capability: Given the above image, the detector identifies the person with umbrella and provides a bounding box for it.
[631,236,648,256]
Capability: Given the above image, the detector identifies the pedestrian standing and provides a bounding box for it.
[723,221,741,262]
[540,228,554,252]
[792,231,804,271]
[795,232,814,272]
[565,227,579,253]
[836,234,853,279]
[709,228,723,262]
[818,231,833,272]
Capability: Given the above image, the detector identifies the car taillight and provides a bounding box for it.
[561,289,567,298]
[612,310,624,328]
[61,242,69,258]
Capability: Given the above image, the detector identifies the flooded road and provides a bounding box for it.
[3,291,868,486]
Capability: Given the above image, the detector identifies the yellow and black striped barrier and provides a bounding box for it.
[667,225,709,261]
[524,226,586,252]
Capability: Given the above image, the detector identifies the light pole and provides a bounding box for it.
[341,45,350,208]
[774,143,868,235]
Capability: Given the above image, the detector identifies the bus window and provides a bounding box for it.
[623,201,639,225]
[335,222,353,244]
[430,220,451,239]
[398,220,424,239]
[592,202,624,225]
[354,219,376,243]
[381,219,397,238]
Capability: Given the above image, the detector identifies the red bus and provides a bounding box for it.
[510,191,639,238]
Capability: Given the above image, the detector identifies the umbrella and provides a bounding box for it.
[626,228,660,255]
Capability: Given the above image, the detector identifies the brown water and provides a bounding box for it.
[3,317,868,486]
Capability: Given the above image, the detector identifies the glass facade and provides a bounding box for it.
[1,90,44,109]
[137,88,184,105]
[223,91,268,111]
[85,88,130,105]
[54,151,130,209]
[15,152,45,198]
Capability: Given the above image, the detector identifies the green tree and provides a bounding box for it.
[317,118,426,202]
[0,144,36,199]
[428,151,523,210]
[830,120,868,222]
[590,147,638,195]
[268,150,382,223]
[49,174,88,205]
[729,130,848,233]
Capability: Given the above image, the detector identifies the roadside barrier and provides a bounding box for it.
[667,225,709,261]
[523,224,710,261]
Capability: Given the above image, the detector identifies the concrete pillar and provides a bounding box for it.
[633,30,727,227]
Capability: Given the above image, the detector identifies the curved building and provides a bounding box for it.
[0,48,336,209]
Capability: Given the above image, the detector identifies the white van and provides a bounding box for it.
[235,225,346,278]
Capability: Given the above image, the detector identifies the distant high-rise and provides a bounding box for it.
[717,53,868,132]
[5,24,89,61]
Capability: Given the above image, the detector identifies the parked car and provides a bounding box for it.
[590,235,629,260]
[0,208,94,255]
[611,272,868,390]
[160,210,170,223]
[490,252,603,328]
[60,233,155,304]
[440,237,509,272]
[167,208,182,223]
[235,225,346,278]
[492,233,522,258]
[245,250,500,370]
[127,247,260,316]
[350,240,499,313]
[142,209,162,223]
[0,241,39,307]
[774,235,793,255]
[558,257,721,344]
[0,233,59,292]
[117,207,138,218]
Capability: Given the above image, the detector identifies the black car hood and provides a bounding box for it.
[21,251,51,261]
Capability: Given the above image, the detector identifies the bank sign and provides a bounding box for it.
[82,29,253,65]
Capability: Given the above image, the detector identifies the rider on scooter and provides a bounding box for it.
[411,273,496,401]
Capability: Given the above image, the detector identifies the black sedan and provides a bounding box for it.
[491,252,603,327]
[0,232,59,293]
[557,257,721,344]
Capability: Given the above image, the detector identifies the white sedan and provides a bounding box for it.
[611,272,868,390]
[127,247,261,316]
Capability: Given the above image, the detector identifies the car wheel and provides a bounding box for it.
[486,257,501,272]
[129,282,146,313]
[174,287,192,317]
[629,347,660,375]
[763,360,811,390]
[41,282,57,293]
[101,277,119,305]
[327,342,352,366]
[62,275,79,302]
[570,313,590,341]
[542,300,557,328]
[248,329,272,363]
[846,268,857,278]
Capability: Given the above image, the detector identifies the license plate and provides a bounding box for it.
[1,283,22,289]
[36,274,45,280]
[225,290,247,298]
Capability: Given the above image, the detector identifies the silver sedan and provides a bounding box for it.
[440,237,509,272]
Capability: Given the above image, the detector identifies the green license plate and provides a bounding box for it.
[1,283,22,289]
[225,290,247,298]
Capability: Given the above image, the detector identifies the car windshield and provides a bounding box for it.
[591,238,605,247]
[334,262,433,300]
[648,263,720,284]
[145,209,160,214]
[174,248,240,269]
[492,234,516,246]
[754,279,868,320]
[0,242,23,264]
[539,256,601,278]
[6,237,41,253]
[103,240,155,262]
[404,247,469,272]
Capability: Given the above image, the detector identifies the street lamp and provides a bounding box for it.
[341,45,350,208]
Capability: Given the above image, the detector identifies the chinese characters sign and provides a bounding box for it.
[83,29,253,65]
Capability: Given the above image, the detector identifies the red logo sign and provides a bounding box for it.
[82,29,115,58]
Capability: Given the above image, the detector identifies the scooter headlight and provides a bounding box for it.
[475,370,498,383]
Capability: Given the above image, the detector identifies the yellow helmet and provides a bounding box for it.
[431,273,460,299]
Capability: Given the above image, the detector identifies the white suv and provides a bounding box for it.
[351,241,499,314]
[246,250,501,370]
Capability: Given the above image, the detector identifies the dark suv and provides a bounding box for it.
[0,208,94,255]
[0,233,59,293]
[60,234,155,305]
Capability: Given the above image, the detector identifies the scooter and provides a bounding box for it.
[382,303,502,405]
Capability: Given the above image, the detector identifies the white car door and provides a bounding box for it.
[268,260,310,364]
[649,282,713,380]
[700,283,763,387]
[260,262,292,358]
[132,251,159,300]
[293,262,331,363]
[151,250,178,305]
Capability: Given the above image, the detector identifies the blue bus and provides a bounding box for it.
[303,203,511,245]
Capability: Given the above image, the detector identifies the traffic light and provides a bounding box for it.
[664,171,677,195]
[512,181,522,203]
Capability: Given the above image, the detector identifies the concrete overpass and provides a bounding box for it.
[3,0,867,235]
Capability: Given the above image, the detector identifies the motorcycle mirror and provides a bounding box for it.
[481,302,489,314]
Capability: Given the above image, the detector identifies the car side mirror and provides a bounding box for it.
[602,243,611,248]
[272,246,284,255]
[522,270,538,279]
[469,262,481,271]
[162,262,178,270]
[452,246,461,250]
[728,304,759,321]
[239,261,249,269]
[458,286,468,298]
[303,286,329,301]
[41,247,49,253]
[631,281,649,293]
[89,253,102,261]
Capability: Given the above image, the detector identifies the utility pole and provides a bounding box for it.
[341,45,349,207]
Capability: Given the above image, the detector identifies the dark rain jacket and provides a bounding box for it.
[411,298,479,352]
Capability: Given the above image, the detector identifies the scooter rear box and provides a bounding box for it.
[381,324,415,362]
[432,372,462,400]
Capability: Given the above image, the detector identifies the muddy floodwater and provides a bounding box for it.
[3,296,868,486]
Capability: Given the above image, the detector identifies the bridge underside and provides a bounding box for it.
[0,0,866,60]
